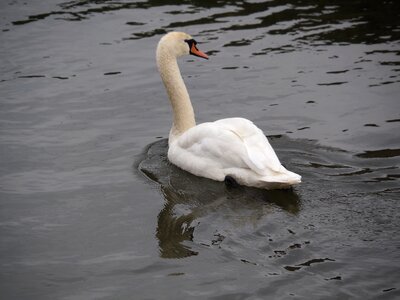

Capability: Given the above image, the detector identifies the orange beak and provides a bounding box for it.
[190,43,209,60]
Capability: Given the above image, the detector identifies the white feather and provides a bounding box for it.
[168,118,301,189]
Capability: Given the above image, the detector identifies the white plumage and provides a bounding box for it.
[157,32,301,189]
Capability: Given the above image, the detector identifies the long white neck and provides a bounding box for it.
[156,49,196,138]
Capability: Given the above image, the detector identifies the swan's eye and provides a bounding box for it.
[184,39,197,48]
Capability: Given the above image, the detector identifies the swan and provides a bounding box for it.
[156,32,301,189]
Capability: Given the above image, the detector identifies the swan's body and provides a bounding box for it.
[156,32,301,189]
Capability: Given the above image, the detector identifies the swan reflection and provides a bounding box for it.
[139,139,300,259]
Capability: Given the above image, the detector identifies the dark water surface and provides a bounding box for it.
[1,0,400,299]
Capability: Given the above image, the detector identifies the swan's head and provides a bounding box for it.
[157,32,208,60]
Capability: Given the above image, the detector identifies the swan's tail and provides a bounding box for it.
[259,168,301,189]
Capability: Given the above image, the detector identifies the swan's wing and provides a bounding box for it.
[174,118,283,176]
[214,118,283,174]
[173,122,249,171]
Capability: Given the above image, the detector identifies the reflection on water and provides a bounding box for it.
[138,136,400,261]
[356,148,400,159]
[11,0,400,46]
[11,0,400,43]
[139,139,300,258]
[5,0,400,92]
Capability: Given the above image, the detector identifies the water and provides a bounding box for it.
[1,0,399,299]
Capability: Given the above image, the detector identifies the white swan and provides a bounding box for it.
[156,32,301,189]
